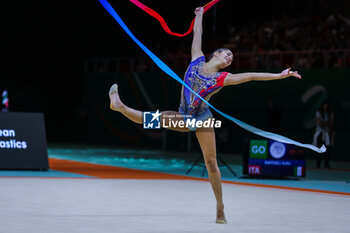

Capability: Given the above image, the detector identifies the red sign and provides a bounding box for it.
[248,165,261,175]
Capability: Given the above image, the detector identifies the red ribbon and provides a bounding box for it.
[129,0,220,37]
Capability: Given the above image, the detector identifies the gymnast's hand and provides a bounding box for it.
[194,7,204,15]
[280,68,302,79]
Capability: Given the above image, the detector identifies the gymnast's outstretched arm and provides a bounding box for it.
[223,68,302,86]
[191,7,205,61]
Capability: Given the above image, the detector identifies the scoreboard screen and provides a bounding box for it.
[243,139,306,177]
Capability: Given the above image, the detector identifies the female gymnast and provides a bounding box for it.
[109,6,301,224]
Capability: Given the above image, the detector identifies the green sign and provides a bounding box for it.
[250,140,268,159]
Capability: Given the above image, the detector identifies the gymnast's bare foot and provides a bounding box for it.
[216,204,227,224]
[109,84,124,112]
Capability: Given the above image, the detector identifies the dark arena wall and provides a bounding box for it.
[85,68,350,161]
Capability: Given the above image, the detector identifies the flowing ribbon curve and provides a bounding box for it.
[129,0,220,37]
[98,0,326,153]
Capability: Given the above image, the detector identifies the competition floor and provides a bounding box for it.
[1,144,350,233]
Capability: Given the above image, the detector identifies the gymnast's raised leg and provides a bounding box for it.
[109,83,189,132]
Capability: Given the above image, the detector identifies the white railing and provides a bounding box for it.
[85,49,350,73]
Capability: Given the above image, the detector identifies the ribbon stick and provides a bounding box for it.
[129,0,220,37]
[98,0,326,153]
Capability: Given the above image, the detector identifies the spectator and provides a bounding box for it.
[313,100,335,168]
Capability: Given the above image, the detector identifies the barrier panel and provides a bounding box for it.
[0,112,49,170]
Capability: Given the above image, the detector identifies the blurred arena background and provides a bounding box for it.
[1,0,350,232]
[4,0,349,158]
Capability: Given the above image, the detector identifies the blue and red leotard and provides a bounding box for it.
[179,56,228,130]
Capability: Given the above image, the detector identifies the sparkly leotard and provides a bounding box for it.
[178,56,228,130]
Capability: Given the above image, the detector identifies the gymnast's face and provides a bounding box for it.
[215,49,233,69]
